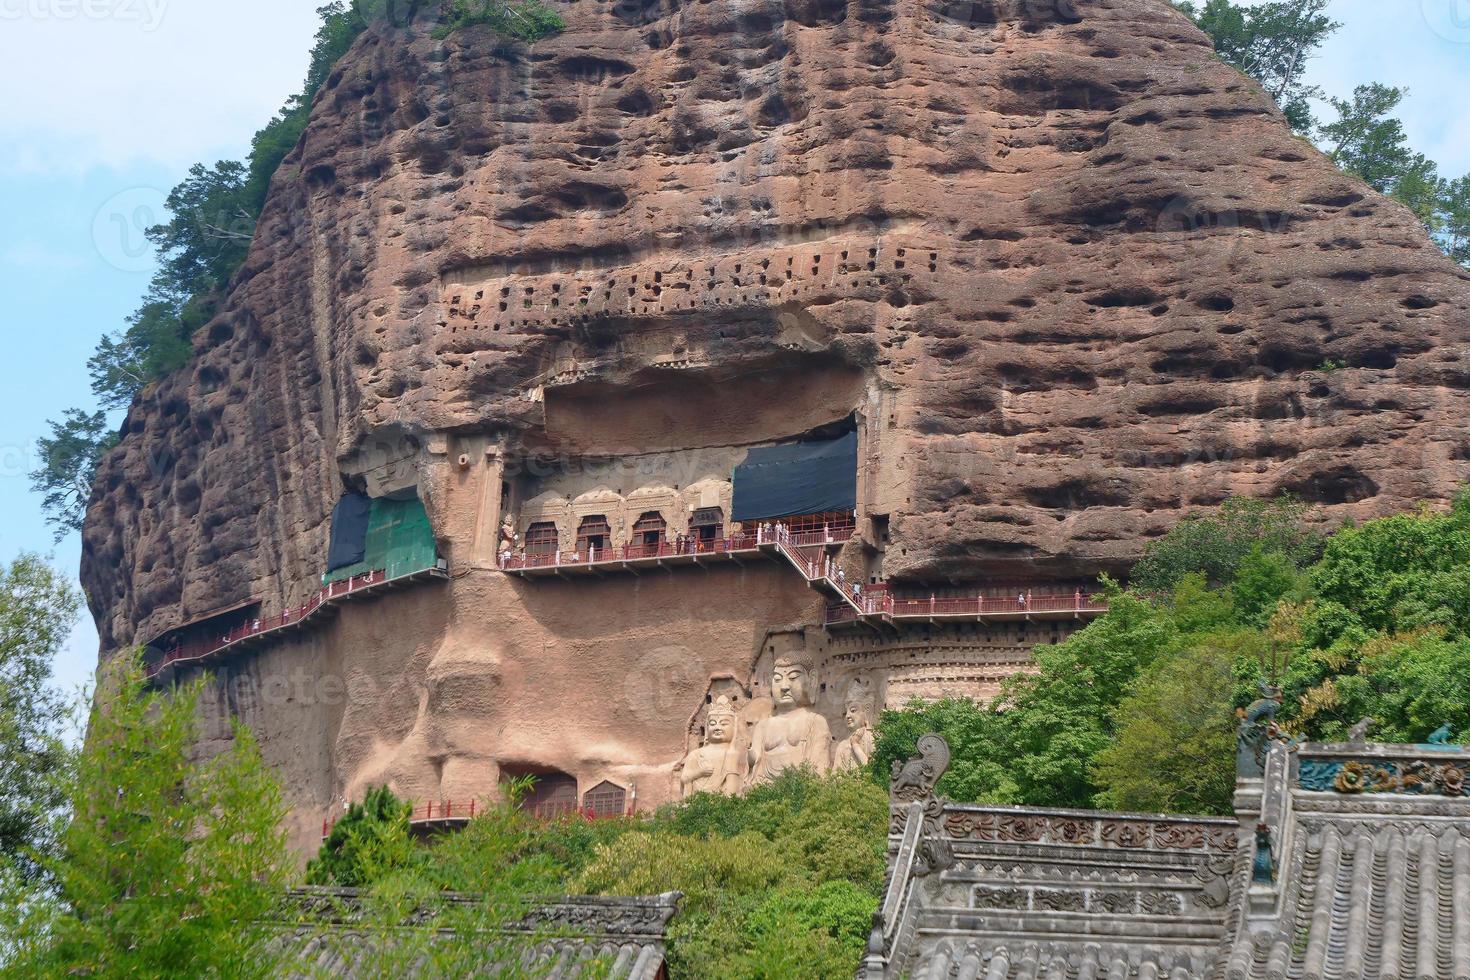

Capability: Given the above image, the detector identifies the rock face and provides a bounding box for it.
[81,0,1470,848]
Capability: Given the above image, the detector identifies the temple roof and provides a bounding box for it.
[280,888,679,979]
[1222,743,1470,980]
[865,735,1470,980]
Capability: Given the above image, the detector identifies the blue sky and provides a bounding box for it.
[1,0,1467,699]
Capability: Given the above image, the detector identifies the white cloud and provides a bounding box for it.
[0,0,322,175]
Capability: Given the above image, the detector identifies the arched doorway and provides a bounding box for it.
[632,511,666,549]
[582,780,628,818]
[689,506,724,544]
[576,515,611,556]
[524,521,559,557]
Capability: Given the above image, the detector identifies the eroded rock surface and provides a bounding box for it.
[81,0,1470,840]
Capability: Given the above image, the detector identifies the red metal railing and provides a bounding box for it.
[500,519,859,573]
[826,588,1109,624]
[323,799,480,837]
[145,561,442,681]
[496,513,1103,625]
[503,534,761,570]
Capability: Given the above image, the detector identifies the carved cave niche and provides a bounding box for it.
[501,765,578,818]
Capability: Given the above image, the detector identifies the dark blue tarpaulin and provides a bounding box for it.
[731,431,858,521]
[326,492,372,572]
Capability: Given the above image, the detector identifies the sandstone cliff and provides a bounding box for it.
[79,0,1470,843]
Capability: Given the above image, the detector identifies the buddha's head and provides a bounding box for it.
[772,654,817,711]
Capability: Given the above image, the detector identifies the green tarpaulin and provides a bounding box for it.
[324,495,437,584]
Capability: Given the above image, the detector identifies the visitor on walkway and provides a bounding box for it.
[1016,592,1026,609]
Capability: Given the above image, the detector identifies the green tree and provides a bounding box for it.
[876,587,1185,809]
[0,555,80,881]
[872,696,1017,804]
[1,662,292,975]
[1333,631,1470,743]
[580,770,886,980]
[1131,496,1319,593]
[1441,174,1470,265]
[1229,545,1305,627]
[1320,83,1416,193]
[148,160,254,300]
[244,1,375,211]
[29,409,118,541]
[1092,634,1243,815]
[1173,0,1338,132]
[1392,153,1445,232]
[990,587,1182,807]
[307,784,417,887]
[1308,505,1470,636]
[87,296,196,409]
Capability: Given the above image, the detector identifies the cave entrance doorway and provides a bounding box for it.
[690,507,724,543]
[576,515,611,557]
[632,512,666,549]
[501,765,578,819]
[582,780,628,819]
[524,521,559,557]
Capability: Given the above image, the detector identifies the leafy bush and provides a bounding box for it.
[745,879,875,951]
[435,0,565,41]
[576,770,886,979]
[1131,496,1321,592]
[1092,634,1243,815]
[307,784,416,887]
[879,493,1470,815]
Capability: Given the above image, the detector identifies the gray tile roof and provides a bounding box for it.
[278,888,678,979]
[867,736,1470,980]
[1220,744,1470,980]
[874,803,1239,979]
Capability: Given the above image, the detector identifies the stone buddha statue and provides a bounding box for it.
[833,675,877,771]
[674,696,743,797]
[747,654,833,785]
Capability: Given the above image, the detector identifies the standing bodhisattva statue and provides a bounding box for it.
[674,695,744,797]
[834,675,877,771]
[747,654,833,785]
